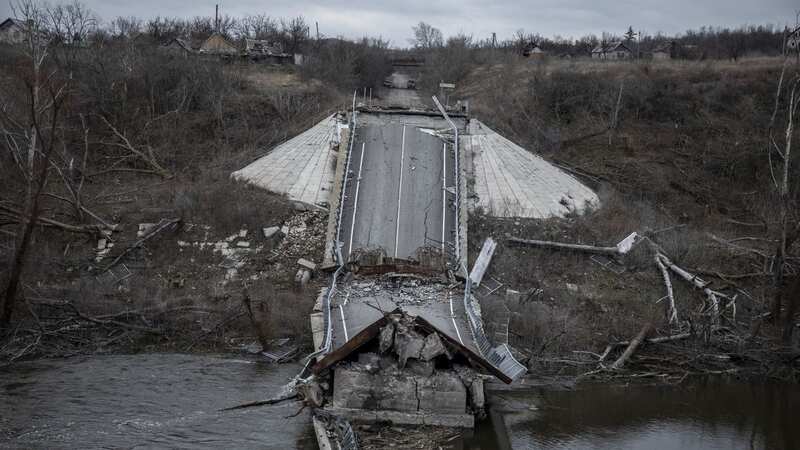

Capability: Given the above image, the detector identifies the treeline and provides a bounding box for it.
[408,22,794,60]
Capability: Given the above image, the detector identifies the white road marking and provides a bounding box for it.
[441,142,447,253]
[394,124,406,258]
[347,142,366,258]
[339,304,349,342]
[449,291,464,345]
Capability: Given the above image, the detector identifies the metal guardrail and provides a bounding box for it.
[462,264,527,381]
[305,92,358,362]
[431,96,460,267]
[340,419,358,450]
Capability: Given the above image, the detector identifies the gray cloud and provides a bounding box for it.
[0,0,796,46]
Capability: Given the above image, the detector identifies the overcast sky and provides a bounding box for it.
[1,0,797,46]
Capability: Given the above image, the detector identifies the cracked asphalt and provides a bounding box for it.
[339,112,462,262]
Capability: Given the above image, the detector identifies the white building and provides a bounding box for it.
[0,18,25,44]
[591,41,633,60]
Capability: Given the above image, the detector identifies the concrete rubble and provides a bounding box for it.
[323,317,484,429]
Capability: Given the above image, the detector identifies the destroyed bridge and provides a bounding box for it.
[232,81,599,430]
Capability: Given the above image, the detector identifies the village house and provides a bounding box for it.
[591,41,633,60]
[653,41,677,60]
[161,37,201,56]
[244,38,293,64]
[787,28,800,51]
[0,18,25,45]
[522,41,546,59]
[199,32,239,56]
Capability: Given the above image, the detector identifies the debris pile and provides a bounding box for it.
[276,210,327,259]
[326,317,485,428]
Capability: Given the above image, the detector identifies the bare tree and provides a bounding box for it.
[109,16,142,38]
[281,16,309,53]
[1,0,69,329]
[237,14,279,40]
[45,0,97,45]
[410,21,443,50]
[766,20,800,341]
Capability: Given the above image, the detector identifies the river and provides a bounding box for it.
[488,379,800,450]
[2,355,798,449]
[0,354,316,449]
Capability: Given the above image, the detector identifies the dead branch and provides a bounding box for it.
[611,322,652,370]
[220,393,299,411]
[64,302,161,334]
[102,217,180,271]
[707,233,770,260]
[0,203,101,234]
[99,115,171,178]
[599,331,692,362]
[657,253,735,326]
[507,237,620,256]
[655,254,678,324]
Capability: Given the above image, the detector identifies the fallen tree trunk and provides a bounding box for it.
[102,218,180,272]
[599,332,692,362]
[611,322,652,370]
[507,237,620,256]
[0,203,102,234]
[657,253,733,325]
[655,254,678,324]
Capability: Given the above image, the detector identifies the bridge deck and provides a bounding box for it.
[338,113,463,263]
[328,281,478,355]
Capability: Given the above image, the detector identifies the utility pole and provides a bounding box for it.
[215,4,219,33]
[316,21,320,40]
[491,32,496,48]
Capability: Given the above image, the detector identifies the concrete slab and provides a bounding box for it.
[338,113,463,263]
[231,114,340,209]
[464,119,599,218]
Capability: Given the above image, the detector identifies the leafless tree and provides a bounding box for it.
[766,17,800,341]
[109,16,142,38]
[45,0,97,45]
[280,16,309,53]
[237,14,279,41]
[410,21,443,50]
[1,0,69,329]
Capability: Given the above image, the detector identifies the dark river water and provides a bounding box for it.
[0,354,317,449]
[488,379,800,450]
[1,354,798,449]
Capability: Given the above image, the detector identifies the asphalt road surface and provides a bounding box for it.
[339,112,462,263]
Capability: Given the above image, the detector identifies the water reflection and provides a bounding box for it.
[0,354,317,449]
[493,380,800,450]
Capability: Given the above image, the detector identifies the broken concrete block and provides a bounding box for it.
[469,378,485,413]
[394,326,425,368]
[406,359,435,377]
[137,223,155,238]
[418,372,467,414]
[297,258,317,271]
[262,226,281,239]
[357,353,382,374]
[295,268,311,286]
[566,283,579,293]
[310,312,324,351]
[236,241,250,248]
[379,322,395,354]
[280,225,290,236]
[420,332,446,361]
[96,238,107,250]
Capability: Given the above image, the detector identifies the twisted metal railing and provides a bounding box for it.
[462,266,526,381]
